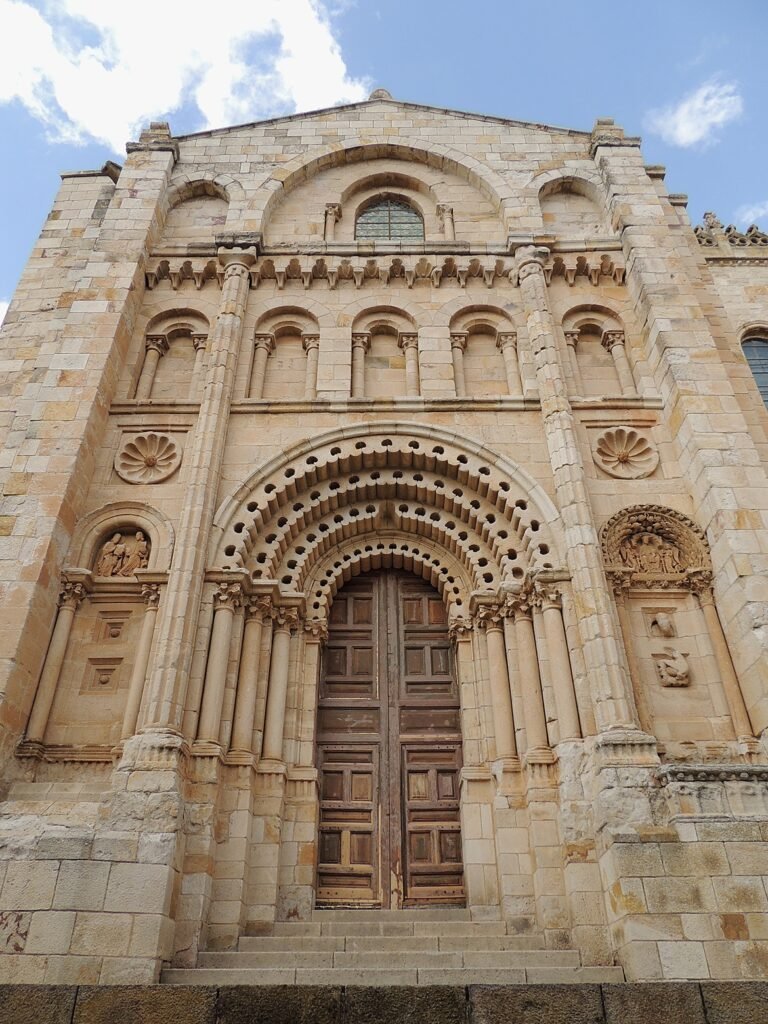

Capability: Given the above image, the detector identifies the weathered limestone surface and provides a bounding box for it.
[0,96,767,984]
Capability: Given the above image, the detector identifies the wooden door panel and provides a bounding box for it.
[316,571,463,908]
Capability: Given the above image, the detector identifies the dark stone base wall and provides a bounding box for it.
[2,983,768,1024]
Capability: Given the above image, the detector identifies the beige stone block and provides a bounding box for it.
[713,876,768,913]
[99,955,159,984]
[104,863,173,915]
[617,940,663,981]
[70,912,132,956]
[25,910,76,954]
[53,861,109,911]
[1,861,59,910]
[658,939,710,979]
[43,954,102,984]
[643,877,717,914]
[660,842,730,877]
[726,842,768,875]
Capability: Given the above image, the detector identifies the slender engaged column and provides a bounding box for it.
[302,334,320,399]
[611,584,654,735]
[602,330,637,396]
[261,607,300,762]
[510,596,551,759]
[121,583,161,741]
[297,619,328,765]
[196,578,244,745]
[399,332,420,397]
[450,332,468,398]
[230,595,271,753]
[250,333,275,399]
[537,585,581,741]
[515,245,639,732]
[477,608,517,761]
[697,588,755,743]
[351,332,370,398]
[497,331,521,396]
[26,578,88,745]
[191,333,208,397]
[135,335,168,400]
[324,203,341,241]
[437,203,455,241]
[563,331,585,396]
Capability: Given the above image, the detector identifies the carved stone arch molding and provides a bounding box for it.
[212,424,564,607]
[164,172,246,227]
[600,504,711,588]
[67,501,175,574]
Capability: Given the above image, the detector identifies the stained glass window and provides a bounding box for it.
[743,338,768,407]
[355,198,424,240]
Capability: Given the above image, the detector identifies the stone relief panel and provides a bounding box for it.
[601,504,711,588]
[592,426,659,479]
[94,530,150,577]
[115,432,182,484]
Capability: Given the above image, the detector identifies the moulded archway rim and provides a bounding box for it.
[210,421,564,563]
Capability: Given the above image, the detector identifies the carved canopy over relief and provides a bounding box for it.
[600,505,711,591]
[94,530,151,578]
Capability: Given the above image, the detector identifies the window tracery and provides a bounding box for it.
[355,198,424,241]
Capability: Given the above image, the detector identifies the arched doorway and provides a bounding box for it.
[315,569,464,908]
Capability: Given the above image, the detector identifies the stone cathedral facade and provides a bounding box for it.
[1,89,768,987]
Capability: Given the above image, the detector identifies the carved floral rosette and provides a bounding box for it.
[115,432,181,484]
[600,504,711,592]
[592,426,659,479]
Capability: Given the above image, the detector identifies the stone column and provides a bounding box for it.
[536,584,581,741]
[475,606,517,763]
[497,331,521,396]
[121,582,161,741]
[602,330,637,396]
[324,203,341,242]
[450,332,468,398]
[510,594,552,762]
[191,333,208,396]
[25,576,89,746]
[196,576,245,746]
[514,245,640,734]
[351,332,370,398]
[697,587,755,746]
[230,595,272,756]
[302,333,320,400]
[261,607,300,763]
[563,331,585,396]
[399,332,420,397]
[296,619,327,766]
[141,247,256,734]
[250,333,275,400]
[609,581,654,736]
[135,334,168,400]
[437,203,455,241]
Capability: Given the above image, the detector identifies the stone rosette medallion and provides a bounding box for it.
[115,431,181,484]
[591,425,658,479]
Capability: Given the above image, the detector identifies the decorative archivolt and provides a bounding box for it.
[145,252,625,292]
[213,428,563,613]
[600,504,711,590]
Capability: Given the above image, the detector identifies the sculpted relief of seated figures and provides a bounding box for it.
[619,531,682,574]
[95,530,150,577]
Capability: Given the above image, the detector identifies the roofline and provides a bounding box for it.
[172,97,593,143]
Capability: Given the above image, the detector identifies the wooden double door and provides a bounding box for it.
[316,570,464,907]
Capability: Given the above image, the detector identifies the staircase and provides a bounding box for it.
[163,909,625,986]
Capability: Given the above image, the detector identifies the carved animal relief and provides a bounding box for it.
[592,426,659,479]
[655,646,691,687]
[115,432,181,484]
[95,531,150,577]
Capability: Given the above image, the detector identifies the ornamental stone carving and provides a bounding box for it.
[592,426,659,479]
[115,432,182,484]
[600,504,711,591]
[656,647,690,687]
[95,531,150,577]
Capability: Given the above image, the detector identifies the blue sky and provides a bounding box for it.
[1,0,767,320]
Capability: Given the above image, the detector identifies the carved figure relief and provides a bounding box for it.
[655,647,691,687]
[601,505,710,591]
[95,531,150,577]
[115,432,181,484]
[592,427,659,479]
[648,611,676,638]
[620,532,682,574]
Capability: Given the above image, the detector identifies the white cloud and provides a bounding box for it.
[735,201,768,227]
[645,79,742,147]
[0,300,8,325]
[0,0,369,152]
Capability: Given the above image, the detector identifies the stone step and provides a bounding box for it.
[203,949,581,971]
[312,907,471,921]
[239,936,348,952]
[238,933,549,954]
[317,919,510,937]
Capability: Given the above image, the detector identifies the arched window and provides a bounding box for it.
[743,337,768,406]
[355,198,424,241]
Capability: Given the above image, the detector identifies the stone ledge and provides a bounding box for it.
[0,983,765,1024]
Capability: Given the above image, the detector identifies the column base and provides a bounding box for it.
[593,728,659,768]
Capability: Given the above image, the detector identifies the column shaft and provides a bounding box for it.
[513,606,550,755]
[483,620,517,760]
[497,333,521,395]
[351,334,369,398]
[261,612,297,762]
[541,596,581,741]
[698,591,754,741]
[603,332,637,396]
[612,588,653,735]
[400,335,420,397]
[135,339,166,400]
[121,586,160,741]
[230,601,267,753]
[451,334,467,398]
[26,584,84,744]
[303,336,320,399]
[196,581,241,745]
[192,334,207,397]
[251,335,274,399]
[564,332,584,396]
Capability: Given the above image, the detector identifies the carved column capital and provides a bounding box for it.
[450,332,468,352]
[141,582,162,608]
[505,592,534,620]
[272,605,300,632]
[601,330,626,352]
[325,203,342,224]
[513,244,549,280]
[145,334,169,356]
[213,579,244,611]
[58,580,88,609]
[218,247,258,275]
[398,332,419,351]
[191,332,208,353]
[563,330,580,349]
[448,618,474,642]
[496,331,517,352]
[254,333,276,354]
[351,332,371,353]
[245,594,272,621]
[304,618,329,643]
[474,604,507,630]
[437,203,453,224]
[302,333,320,353]
[533,583,562,611]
